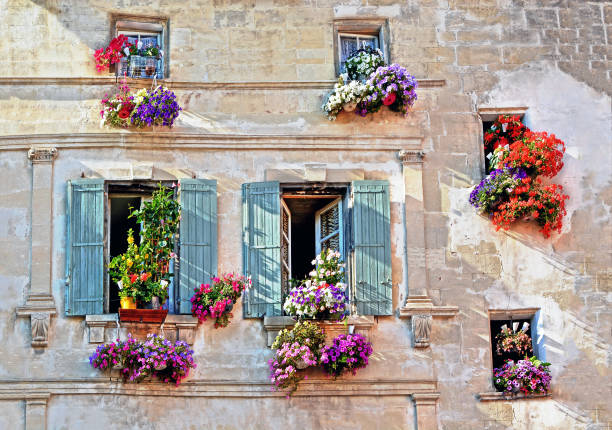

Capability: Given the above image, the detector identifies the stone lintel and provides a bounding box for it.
[477,106,528,122]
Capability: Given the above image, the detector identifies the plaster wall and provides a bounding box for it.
[0,0,610,429]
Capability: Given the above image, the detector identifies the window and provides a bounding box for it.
[65,179,217,316]
[478,107,528,174]
[489,309,544,372]
[242,180,392,318]
[111,15,168,79]
[333,19,390,76]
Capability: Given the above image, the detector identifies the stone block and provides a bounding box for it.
[457,47,501,65]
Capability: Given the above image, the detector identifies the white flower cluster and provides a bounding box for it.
[345,48,384,79]
[283,280,347,318]
[322,75,369,120]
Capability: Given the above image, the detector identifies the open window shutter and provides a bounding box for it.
[65,179,105,316]
[352,180,392,315]
[242,182,282,318]
[178,179,218,314]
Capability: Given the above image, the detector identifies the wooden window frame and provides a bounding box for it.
[333,18,390,76]
[109,13,169,79]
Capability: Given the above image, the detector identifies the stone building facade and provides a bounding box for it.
[0,0,610,429]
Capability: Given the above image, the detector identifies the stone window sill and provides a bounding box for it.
[478,391,551,401]
[85,314,198,345]
[262,315,375,347]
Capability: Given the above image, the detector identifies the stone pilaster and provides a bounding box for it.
[412,393,440,430]
[25,393,50,430]
[16,147,58,348]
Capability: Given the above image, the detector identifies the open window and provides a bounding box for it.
[489,309,544,371]
[478,107,528,174]
[65,179,217,316]
[333,19,390,75]
[242,180,392,318]
[111,15,168,79]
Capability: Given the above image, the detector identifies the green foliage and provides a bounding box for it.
[272,321,326,356]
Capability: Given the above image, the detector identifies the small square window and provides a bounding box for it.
[111,15,168,79]
[478,107,528,174]
[333,19,389,76]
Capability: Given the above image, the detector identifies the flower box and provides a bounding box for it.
[118,308,168,324]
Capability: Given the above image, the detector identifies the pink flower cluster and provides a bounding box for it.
[269,342,318,394]
[89,334,196,386]
[493,356,551,395]
[190,273,250,328]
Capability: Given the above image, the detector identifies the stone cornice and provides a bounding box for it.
[0,77,446,89]
[0,133,424,151]
[0,378,437,398]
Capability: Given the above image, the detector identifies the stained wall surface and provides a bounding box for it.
[0,1,610,429]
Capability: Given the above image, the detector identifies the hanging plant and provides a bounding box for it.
[344,47,385,81]
[495,323,533,356]
[190,273,251,327]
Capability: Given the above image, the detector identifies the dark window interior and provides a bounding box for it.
[283,196,337,282]
[490,318,533,370]
[483,120,494,173]
[109,196,141,313]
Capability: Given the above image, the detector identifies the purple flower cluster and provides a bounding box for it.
[320,333,373,377]
[469,167,527,212]
[493,356,551,395]
[357,64,418,116]
[131,86,181,127]
[89,334,196,386]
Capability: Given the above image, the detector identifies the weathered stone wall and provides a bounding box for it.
[0,0,610,429]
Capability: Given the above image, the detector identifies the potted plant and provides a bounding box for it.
[319,333,373,378]
[108,184,179,322]
[94,35,129,72]
[283,249,347,320]
[322,75,369,120]
[190,273,251,328]
[469,168,528,214]
[357,63,418,117]
[269,321,325,395]
[493,356,551,396]
[344,47,385,81]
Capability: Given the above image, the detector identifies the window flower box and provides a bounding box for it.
[118,308,168,324]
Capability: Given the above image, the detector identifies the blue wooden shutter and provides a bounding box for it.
[352,180,392,315]
[178,179,218,314]
[242,182,282,317]
[65,179,105,316]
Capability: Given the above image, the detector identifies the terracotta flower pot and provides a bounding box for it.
[344,102,357,112]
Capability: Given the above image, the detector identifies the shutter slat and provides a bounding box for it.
[352,180,392,315]
[65,179,105,316]
[178,179,218,314]
[242,182,282,318]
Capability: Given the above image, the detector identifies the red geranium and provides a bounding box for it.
[94,35,128,72]
[484,115,527,153]
[496,130,565,178]
[118,108,131,119]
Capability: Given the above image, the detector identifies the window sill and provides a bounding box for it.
[85,313,198,345]
[478,391,550,402]
[262,315,375,347]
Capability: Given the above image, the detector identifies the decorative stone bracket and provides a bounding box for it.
[263,315,375,347]
[16,295,57,348]
[85,314,199,345]
[399,296,459,348]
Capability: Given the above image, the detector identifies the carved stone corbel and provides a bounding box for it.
[399,296,458,348]
[16,299,56,348]
[398,149,425,164]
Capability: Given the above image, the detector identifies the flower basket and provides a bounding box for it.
[118,308,168,324]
